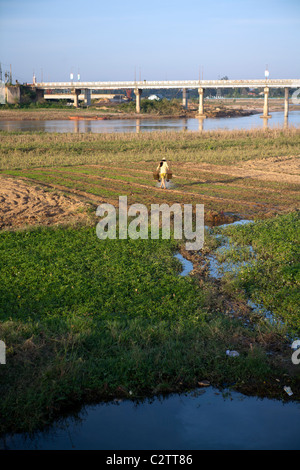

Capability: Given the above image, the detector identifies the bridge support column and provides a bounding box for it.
[197,88,206,117]
[73,89,81,108]
[134,88,142,113]
[284,87,289,118]
[35,88,44,103]
[260,86,271,119]
[83,89,91,107]
[182,88,188,109]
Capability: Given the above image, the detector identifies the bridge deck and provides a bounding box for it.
[33,79,300,90]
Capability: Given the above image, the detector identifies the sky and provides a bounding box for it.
[0,0,299,84]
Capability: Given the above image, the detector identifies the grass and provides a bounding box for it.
[0,127,299,170]
[215,212,300,335]
[0,223,295,435]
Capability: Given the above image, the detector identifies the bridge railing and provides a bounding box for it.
[34,79,300,89]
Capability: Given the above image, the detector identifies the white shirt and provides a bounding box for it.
[157,161,169,174]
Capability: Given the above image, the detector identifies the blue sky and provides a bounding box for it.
[0,0,299,83]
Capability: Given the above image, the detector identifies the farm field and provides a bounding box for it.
[0,128,299,228]
[0,127,299,434]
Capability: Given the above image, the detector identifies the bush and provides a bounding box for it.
[118,98,185,115]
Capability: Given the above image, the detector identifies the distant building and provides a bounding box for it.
[148,94,163,101]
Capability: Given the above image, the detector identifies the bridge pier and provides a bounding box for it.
[284,87,289,118]
[134,88,142,113]
[197,87,206,117]
[83,89,91,107]
[260,86,271,119]
[182,88,188,109]
[35,88,44,103]
[73,89,81,108]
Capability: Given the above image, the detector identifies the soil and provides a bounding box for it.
[0,153,298,230]
[179,155,300,185]
[0,176,91,229]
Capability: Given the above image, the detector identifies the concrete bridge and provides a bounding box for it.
[32,79,300,118]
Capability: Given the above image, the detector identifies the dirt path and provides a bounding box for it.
[0,177,90,229]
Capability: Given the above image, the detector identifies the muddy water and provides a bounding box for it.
[0,111,299,133]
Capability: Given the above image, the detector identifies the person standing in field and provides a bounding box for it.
[156,157,169,189]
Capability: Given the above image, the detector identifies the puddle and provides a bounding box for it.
[155,180,175,189]
[218,219,255,228]
[174,253,193,276]
[205,220,254,280]
[204,219,299,339]
[3,387,300,450]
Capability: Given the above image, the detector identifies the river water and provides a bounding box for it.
[0,110,299,133]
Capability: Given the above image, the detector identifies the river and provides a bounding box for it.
[0,110,299,133]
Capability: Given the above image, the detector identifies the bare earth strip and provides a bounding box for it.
[0,177,90,229]
[182,156,300,184]
[77,155,300,182]
[0,153,299,229]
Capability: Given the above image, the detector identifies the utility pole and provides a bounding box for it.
[0,63,2,82]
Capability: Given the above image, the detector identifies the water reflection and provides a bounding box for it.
[73,120,79,133]
[284,116,289,129]
[262,117,270,129]
[2,387,300,450]
[136,118,141,134]
[0,111,299,134]
[198,117,205,132]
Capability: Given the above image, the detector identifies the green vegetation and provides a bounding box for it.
[119,98,185,115]
[0,127,299,170]
[216,212,300,334]
[0,101,72,109]
[0,224,295,434]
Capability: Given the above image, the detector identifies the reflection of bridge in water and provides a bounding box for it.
[69,115,291,134]
[32,79,300,119]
